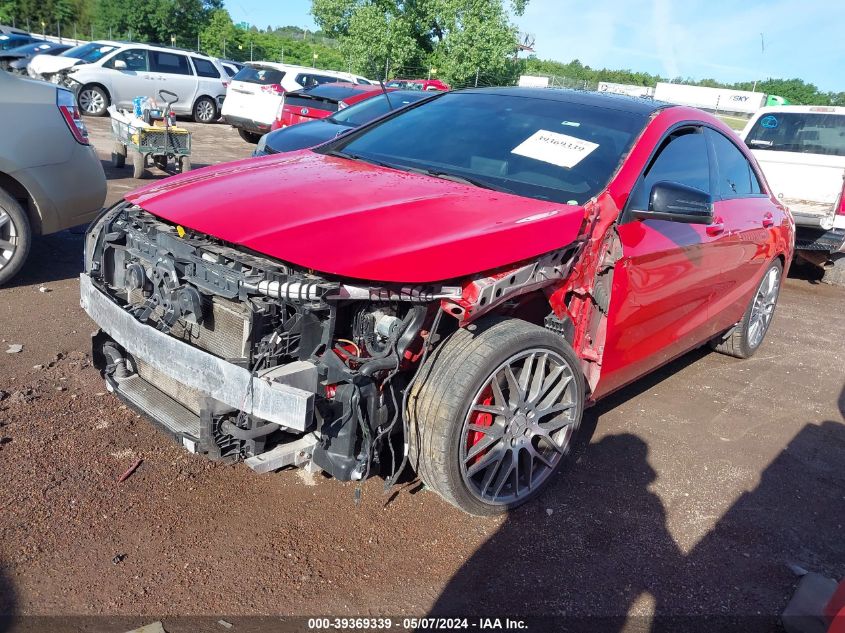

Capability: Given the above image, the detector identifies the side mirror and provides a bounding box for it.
[113,59,127,70]
[632,181,714,224]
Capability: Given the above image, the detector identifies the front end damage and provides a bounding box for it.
[81,202,591,483]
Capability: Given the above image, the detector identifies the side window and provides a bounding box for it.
[191,57,220,79]
[105,49,148,72]
[709,129,762,198]
[150,51,193,76]
[628,128,711,210]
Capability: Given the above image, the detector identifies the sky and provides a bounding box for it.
[224,0,845,92]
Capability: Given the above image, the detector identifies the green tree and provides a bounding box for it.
[311,0,527,84]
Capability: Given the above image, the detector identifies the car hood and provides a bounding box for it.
[126,151,586,283]
[265,120,347,153]
[28,54,79,76]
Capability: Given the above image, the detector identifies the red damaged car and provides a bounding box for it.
[81,88,793,515]
[271,82,391,130]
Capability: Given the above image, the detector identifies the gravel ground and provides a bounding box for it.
[0,116,843,632]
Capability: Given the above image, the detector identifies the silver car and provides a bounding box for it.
[33,41,228,123]
[0,71,106,285]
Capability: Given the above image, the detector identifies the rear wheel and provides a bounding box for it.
[131,150,147,179]
[0,189,32,286]
[237,129,262,144]
[110,142,126,168]
[77,85,109,116]
[193,96,218,123]
[710,259,783,358]
[178,155,191,173]
[822,254,845,287]
[409,318,584,516]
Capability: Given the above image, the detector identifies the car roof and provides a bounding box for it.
[458,86,671,115]
[245,61,364,78]
[751,105,845,116]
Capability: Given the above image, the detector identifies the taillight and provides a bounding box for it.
[260,83,283,95]
[222,81,230,88]
[57,88,89,145]
[337,101,348,110]
[837,177,845,216]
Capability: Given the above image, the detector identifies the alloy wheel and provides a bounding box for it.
[460,348,579,505]
[78,88,104,115]
[748,265,780,348]
[196,99,215,122]
[0,209,19,272]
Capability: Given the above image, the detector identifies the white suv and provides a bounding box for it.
[51,41,228,123]
[221,62,371,142]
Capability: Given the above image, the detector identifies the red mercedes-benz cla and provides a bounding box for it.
[81,88,793,515]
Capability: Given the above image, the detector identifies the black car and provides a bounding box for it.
[1,41,72,72]
[253,89,434,156]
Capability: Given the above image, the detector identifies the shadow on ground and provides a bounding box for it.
[430,363,845,632]
[4,230,85,288]
[0,563,17,633]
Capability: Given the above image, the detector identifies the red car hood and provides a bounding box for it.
[126,151,586,283]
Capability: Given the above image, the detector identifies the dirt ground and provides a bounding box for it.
[0,116,843,632]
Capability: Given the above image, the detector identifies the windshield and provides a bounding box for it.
[330,91,432,127]
[330,91,647,204]
[62,42,118,62]
[0,36,31,51]
[745,111,845,157]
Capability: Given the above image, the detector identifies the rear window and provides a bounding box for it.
[192,57,220,78]
[300,84,365,102]
[285,94,340,113]
[333,92,647,205]
[331,91,431,126]
[295,73,342,89]
[233,65,285,85]
[746,112,845,157]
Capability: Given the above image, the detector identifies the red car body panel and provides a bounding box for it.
[272,84,392,131]
[125,151,586,283]
[126,102,793,403]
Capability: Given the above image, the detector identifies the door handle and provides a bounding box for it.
[706,220,725,236]
[762,213,775,228]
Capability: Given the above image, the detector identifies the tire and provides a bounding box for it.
[822,253,845,287]
[193,96,218,124]
[409,317,585,516]
[710,259,783,359]
[237,129,262,144]
[0,189,32,286]
[179,155,191,173]
[77,85,109,117]
[111,142,126,168]
[131,150,147,179]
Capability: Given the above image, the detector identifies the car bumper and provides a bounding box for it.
[795,225,845,253]
[80,273,315,442]
[12,143,106,234]
[223,114,272,134]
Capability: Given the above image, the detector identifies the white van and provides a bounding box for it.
[740,106,845,267]
[221,62,371,142]
[32,41,229,123]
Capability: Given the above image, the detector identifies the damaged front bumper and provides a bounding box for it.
[80,272,316,446]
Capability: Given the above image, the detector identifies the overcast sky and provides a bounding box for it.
[225,0,844,91]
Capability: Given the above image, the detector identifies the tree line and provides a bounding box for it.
[1,0,841,105]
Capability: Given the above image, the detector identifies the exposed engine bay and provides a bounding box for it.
[81,202,582,485]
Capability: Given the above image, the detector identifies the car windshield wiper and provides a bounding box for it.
[398,165,516,194]
[323,150,396,169]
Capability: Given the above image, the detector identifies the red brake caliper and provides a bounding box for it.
[467,385,495,465]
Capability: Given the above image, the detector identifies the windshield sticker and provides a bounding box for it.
[560,121,581,127]
[760,115,779,129]
[511,130,599,169]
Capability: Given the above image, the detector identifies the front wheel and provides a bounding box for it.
[710,259,783,358]
[193,96,218,123]
[77,85,109,116]
[409,318,585,516]
[0,189,32,286]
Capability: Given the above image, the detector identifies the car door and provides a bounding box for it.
[101,48,151,109]
[595,126,724,398]
[148,50,197,114]
[705,127,776,332]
